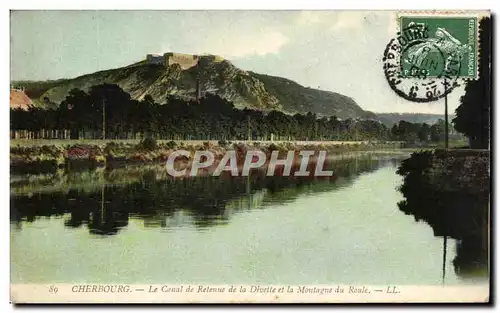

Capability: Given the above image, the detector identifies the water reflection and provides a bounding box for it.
[396,152,489,281]
[11,154,401,234]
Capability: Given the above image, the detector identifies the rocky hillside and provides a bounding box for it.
[13,56,373,119]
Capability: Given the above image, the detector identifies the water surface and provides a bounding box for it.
[10,152,488,285]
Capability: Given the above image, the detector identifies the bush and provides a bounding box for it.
[218,139,228,147]
[283,142,295,151]
[104,141,119,154]
[232,142,247,152]
[268,143,279,152]
[165,140,177,149]
[137,137,158,151]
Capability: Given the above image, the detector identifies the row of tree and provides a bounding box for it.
[10,84,448,142]
[390,119,448,142]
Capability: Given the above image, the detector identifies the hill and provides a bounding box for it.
[13,55,373,119]
[249,72,374,118]
[375,113,446,126]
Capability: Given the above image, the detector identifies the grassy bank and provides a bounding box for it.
[10,139,404,148]
[10,139,409,174]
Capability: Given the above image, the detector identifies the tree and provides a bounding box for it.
[88,84,133,139]
[452,17,491,149]
[60,88,93,138]
[418,123,431,142]
[430,119,445,142]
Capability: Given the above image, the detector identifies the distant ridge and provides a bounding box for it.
[375,113,446,126]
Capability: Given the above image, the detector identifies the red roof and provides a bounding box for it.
[10,89,33,110]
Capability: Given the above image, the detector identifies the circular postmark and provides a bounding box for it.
[383,23,463,102]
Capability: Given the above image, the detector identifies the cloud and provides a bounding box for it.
[199,30,289,59]
[330,11,370,32]
[296,11,332,25]
[296,11,373,33]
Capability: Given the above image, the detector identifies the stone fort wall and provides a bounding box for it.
[165,53,199,70]
[146,52,224,69]
[146,54,164,65]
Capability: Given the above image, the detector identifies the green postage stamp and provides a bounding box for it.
[383,12,483,102]
[400,16,478,79]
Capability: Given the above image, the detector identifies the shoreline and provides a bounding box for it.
[10,140,413,175]
[11,152,408,196]
[10,139,404,148]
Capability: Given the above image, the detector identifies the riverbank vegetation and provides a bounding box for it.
[452,17,491,150]
[10,138,409,174]
[397,150,489,278]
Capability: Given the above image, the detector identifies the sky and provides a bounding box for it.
[10,10,466,114]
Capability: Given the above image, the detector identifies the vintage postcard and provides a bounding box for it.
[9,9,491,303]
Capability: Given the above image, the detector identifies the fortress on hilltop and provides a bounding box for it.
[145,52,225,100]
[145,52,224,69]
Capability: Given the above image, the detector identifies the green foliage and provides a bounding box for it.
[430,120,444,142]
[104,141,120,154]
[267,143,282,153]
[137,137,158,151]
[417,123,430,142]
[165,140,177,149]
[391,119,447,144]
[218,139,228,147]
[452,17,490,149]
[232,142,247,154]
